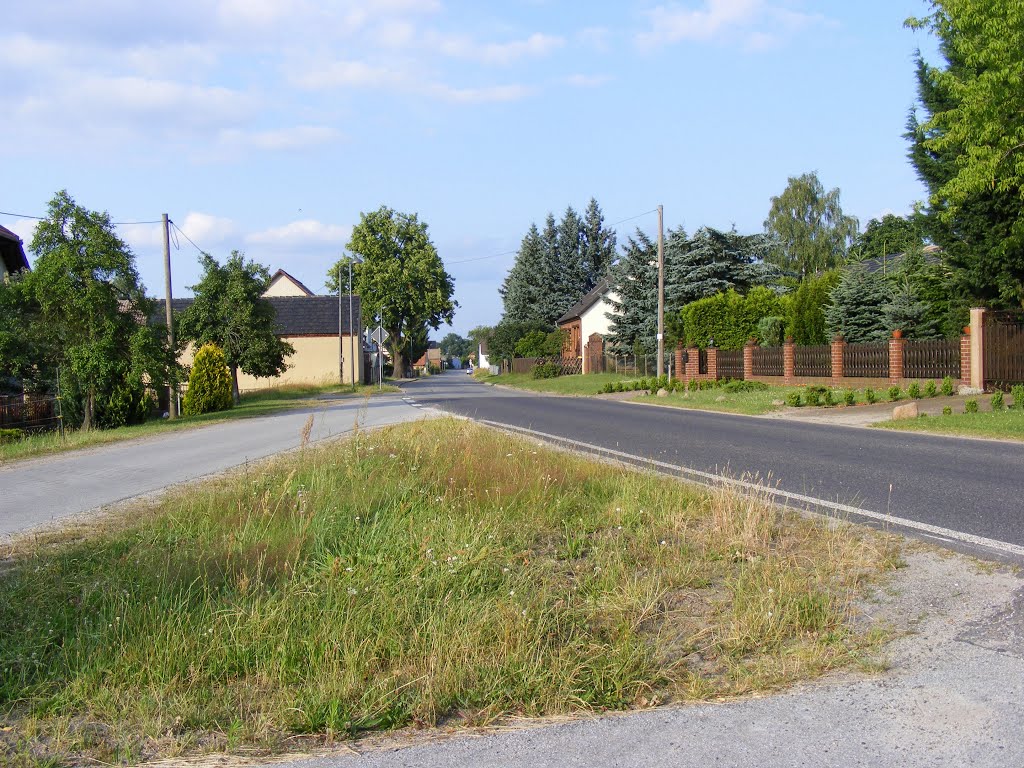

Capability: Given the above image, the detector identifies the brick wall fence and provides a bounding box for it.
[675,329,971,389]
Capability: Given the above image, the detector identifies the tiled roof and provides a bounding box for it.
[557,277,613,325]
[157,295,361,335]
[859,245,942,274]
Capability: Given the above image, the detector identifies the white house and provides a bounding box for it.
[556,278,621,373]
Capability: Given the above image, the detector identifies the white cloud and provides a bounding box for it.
[4,219,39,247]
[636,0,827,48]
[565,73,611,88]
[220,125,342,150]
[293,59,408,90]
[428,83,533,104]
[178,213,238,246]
[247,219,351,247]
[435,32,565,65]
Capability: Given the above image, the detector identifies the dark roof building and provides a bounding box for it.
[159,295,361,336]
[859,244,942,275]
[557,278,613,325]
[0,224,30,278]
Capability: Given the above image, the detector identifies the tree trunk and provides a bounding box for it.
[390,343,404,380]
[230,364,241,405]
[81,388,94,431]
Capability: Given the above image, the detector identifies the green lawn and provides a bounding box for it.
[875,408,1024,441]
[0,418,900,766]
[475,371,643,395]
[0,382,400,465]
[632,386,806,416]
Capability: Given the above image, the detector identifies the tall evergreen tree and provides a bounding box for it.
[825,269,892,343]
[665,226,778,311]
[906,4,1024,308]
[556,205,588,312]
[537,212,570,324]
[500,223,546,324]
[581,198,616,289]
[606,230,658,355]
[850,215,926,263]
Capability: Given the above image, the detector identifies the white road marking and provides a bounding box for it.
[479,419,1024,561]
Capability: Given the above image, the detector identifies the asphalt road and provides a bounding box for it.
[406,372,1024,561]
[0,394,426,538]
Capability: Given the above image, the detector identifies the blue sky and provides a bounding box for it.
[2,0,940,337]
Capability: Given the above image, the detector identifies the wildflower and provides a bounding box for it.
[347,588,358,595]
[509,590,515,596]
[502,568,510,573]
[506,453,513,457]
[345,567,353,573]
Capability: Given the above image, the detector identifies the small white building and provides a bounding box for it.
[556,278,621,373]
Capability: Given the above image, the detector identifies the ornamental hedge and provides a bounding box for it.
[182,343,233,416]
[681,287,783,350]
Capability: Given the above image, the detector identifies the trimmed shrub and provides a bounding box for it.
[887,386,902,402]
[924,380,938,398]
[1012,384,1024,409]
[964,399,978,414]
[991,390,1005,411]
[844,390,856,406]
[531,362,561,379]
[823,389,836,406]
[182,343,233,416]
[942,406,953,416]
[0,427,25,444]
[941,376,955,396]
[688,379,699,392]
[722,380,768,393]
[615,382,625,393]
[907,382,922,399]
[805,389,821,407]
[865,388,878,404]
[785,391,802,407]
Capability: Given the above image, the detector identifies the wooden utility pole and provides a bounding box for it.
[162,214,177,419]
[656,204,665,379]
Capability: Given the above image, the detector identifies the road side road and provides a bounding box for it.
[406,372,1024,558]
[0,396,427,539]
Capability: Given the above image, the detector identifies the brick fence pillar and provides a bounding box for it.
[783,337,795,385]
[831,335,846,387]
[707,348,719,381]
[889,331,905,384]
[743,340,755,381]
[969,307,985,390]
[674,342,685,381]
[685,347,700,380]
[960,328,971,387]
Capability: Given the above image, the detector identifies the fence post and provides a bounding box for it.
[686,347,699,380]
[969,307,985,391]
[960,327,971,389]
[783,337,795,385]
[707,348,719,381]
[674,343,685,382]
[743,339,755,381]
[831,335,846,387]
[889,331,905,385]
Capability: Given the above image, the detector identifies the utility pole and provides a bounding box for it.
[337,261,344,385]
[162,214,177,419]
[349,258,356,389]
[656,204,665,380]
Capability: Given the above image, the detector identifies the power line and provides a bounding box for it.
[169,220,208,256]
[608,209,659,228]
[0,210,162,226]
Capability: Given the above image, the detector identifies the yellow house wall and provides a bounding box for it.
[180,335,363,392]
[263,275,310,297]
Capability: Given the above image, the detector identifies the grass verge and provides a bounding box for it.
[874,408,1024,441]
[0,382,400,465]
[474,371,660,395]
[0,419,902,766]
[634,387,804,416]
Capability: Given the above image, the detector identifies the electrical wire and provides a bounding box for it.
[169,220,208,255]
[0,210,162,225]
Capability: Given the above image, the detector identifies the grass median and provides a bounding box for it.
[473,371,642,395]
[0,382,401,465]
[875,408,1024,441]
[0,418,902,766]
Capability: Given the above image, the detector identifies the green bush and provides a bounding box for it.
[805,389,821,407]
[182,343,233,416]
[865,387,878,404]
[615,382,625,393]
[941,376,955,396]
[924,380,938,398]
[843,390,856,406]
[942,406,953,416]
[531,362,561,379]
[991,390,1005,411]
[785,392,802,407]
[786,271,841,345]
[887,386,902,402]
[599,383,614,394]
[756,315,786,347]
[965,399,978,414]
[688,379,699,392]
[907,382,922,399]
[657,374,670,389]
[0,427,25,444]
[682,287,783,350]
[722,380,768,393]
[823,389,836,407]
[1012,384,1024,409]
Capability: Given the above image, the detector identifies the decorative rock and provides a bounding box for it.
[715,395,727,402]
[771,399,785,407]
[892,402,919,420]
[657,387,670,398]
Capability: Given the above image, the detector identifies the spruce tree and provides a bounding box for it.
[500,223,546,324]
[665,226,778,311]
[581,198,616,289]
[882,280,935,340]
[606,230,658,355]
[825,269,892,343]
[556,205,587,314]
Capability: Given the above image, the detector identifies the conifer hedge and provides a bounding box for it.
[182,343,233,416]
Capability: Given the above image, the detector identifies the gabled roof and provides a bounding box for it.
[557,278,613,325]
[157,295,362,336]
[266,269,315,296]
[0,224,30,274]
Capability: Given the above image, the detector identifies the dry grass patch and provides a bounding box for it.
[0,419,901,766]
